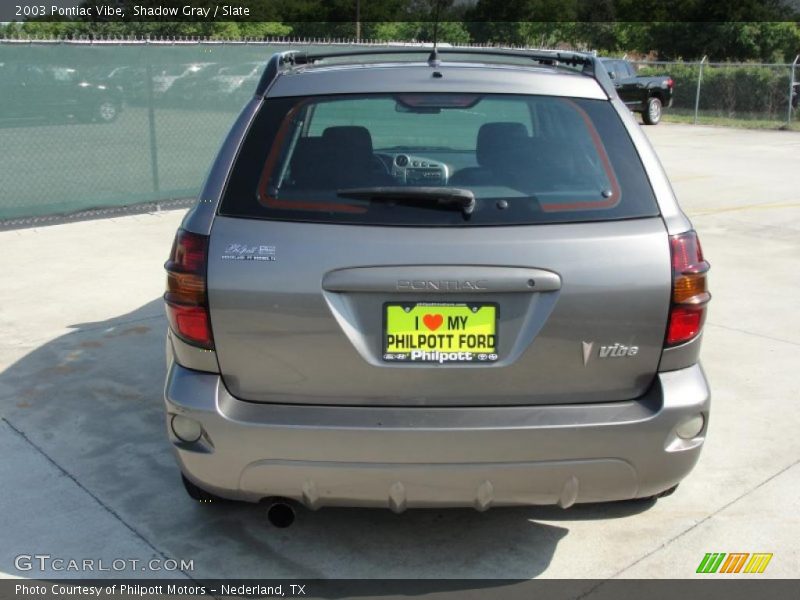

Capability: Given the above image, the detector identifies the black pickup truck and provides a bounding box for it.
[600,58,674,125]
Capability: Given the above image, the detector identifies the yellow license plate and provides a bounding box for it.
[383,302,498,363]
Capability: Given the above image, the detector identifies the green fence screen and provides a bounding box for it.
[0,41,360,221]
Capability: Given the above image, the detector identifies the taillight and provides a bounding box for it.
[666,78,674,88]
[666,231,710,346]
[164,229,213,349]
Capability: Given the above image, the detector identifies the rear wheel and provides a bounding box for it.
[181,474,221,503]
[643,96,663,125]
[96,100,119,123]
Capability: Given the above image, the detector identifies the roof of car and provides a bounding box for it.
[266,60,609,100]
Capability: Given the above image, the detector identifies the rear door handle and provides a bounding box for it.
[322,266,562,293]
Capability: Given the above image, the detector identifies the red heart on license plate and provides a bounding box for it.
[423,314,443,331]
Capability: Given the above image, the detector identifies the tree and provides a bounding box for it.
[631,21,800,61]
[466,0,579,46]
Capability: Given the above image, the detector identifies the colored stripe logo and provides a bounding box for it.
[697,553,773,574]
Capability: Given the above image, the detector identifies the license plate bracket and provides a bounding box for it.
[382,302,498,363]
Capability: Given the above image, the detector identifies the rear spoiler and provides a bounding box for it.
[254,47,616,98]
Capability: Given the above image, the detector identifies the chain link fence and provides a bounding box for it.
[632,58,799,126]
[0,40,798,222]
[0,39,434,222]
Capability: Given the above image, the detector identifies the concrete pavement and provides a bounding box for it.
[0,123,798,583]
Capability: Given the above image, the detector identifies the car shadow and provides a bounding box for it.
[1,299,652,583]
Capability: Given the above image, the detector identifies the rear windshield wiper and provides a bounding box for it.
[337,186,476,217]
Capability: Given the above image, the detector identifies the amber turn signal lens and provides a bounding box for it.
[672,273,710,304]
[166,272,206,305]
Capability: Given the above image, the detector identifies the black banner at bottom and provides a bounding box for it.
[2,579,797,600]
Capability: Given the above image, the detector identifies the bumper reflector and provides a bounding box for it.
[171,414,203,443]
[676,414,705,439]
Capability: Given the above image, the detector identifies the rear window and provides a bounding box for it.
[219,93,658,226]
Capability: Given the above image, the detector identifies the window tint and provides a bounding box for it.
[220,93,659,226]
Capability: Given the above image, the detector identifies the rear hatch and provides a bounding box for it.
[207,92,670,406]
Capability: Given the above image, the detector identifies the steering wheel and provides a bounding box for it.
[371,154,392,175]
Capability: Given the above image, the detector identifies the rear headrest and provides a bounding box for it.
[476,122,529,168]
[322,126,374,159]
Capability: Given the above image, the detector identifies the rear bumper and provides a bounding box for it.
[164,362,710,510]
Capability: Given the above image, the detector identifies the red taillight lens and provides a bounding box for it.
[164,229,213,349]
[666,231,710,346]
[170,305,213,347]
[169,229,207,272]
[667,305,705,346]
[670,229,705,272]
[666,78,674,88]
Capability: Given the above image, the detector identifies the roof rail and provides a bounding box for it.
[255,50,310,95]
[256,47,615,98]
